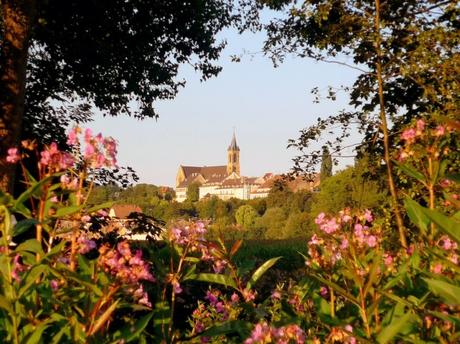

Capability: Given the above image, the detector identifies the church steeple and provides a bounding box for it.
[227,131,240,175]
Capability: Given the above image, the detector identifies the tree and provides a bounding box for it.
[186,183,201,203]
[0,0,255,191]
[235,204,259,229]
[311,164,387,216]
[320,146,332,182]
[261,0,459,247]
[258,207,287,239]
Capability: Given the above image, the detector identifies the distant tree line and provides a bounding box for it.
[89,158,388,240]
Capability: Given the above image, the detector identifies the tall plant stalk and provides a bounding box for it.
[374,0,407,248]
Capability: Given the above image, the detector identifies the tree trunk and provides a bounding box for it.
[0,0,36,193]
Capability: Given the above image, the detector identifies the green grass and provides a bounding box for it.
[231,238,308,272]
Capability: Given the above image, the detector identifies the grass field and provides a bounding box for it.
[231,238,308,272]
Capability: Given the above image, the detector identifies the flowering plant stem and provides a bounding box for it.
[374,0,407,248]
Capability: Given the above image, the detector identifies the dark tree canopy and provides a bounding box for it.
[24,0,257,143]
[259,0,459,174]
[0,0,258,190]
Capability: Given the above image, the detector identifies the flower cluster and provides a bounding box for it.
[98,241,155,307]
[397,118,455,162]
[327,326,356,344]
[431,235,459,274]
[169,221,229,274]
[67,127,118,168]
[308,209,383,269]
[77,235,97,254]
[244,322,306,344]
[189,289,242,342]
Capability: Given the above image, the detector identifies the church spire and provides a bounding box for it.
[227,130,240,175]
[228,130,240,151]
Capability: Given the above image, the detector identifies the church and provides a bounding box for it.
[175,133,273,202]
[175,133,320,202]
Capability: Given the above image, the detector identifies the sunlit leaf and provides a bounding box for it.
[247,256,281,289]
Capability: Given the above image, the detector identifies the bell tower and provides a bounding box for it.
[227,131,240,176]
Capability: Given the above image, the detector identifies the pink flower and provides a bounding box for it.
[40,150,51,166]
[59,152,74,169]
[205,290,218,305]
[67,128,78,146]
[84,143,95,158]
[84,128,93,142]
[50,279,59,291]
[173,282,183,294]
[366,235,377,248]
[11,254,25,282]
[271,290,281,300]
[363,209,373,222]
[384,254,393,266]
[315,212,326,225]
[401,128,416,143]
[434,125,445,137]
[340,238,349,249]
[416,119,425,135]
[345,325,353,333]
[231,292,240,303]
[321,218,340,234]
[78,237,96,254]
[6,148,20,163]
[81,215,91,223]
[320,286,328,297]
[432,263,442,274]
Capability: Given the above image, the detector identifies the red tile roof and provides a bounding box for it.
[111,204,142,219]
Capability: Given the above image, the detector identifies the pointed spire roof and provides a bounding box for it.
[228,131,240,151]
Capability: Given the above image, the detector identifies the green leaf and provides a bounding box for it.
[26,323,51,344]
[44,241,66,260]
[89,300,120,335]
[395,162,425,184]
[200,320,251,338]
[363,251,382,298]
[18,265,48,298]
[66,274,103,297]
[0,295,13,313]
[16,239,43,255]
[13,219,38,237]
[114,312,153,343]
[184,273,237,290]
[377,311,414,343]
[404,198,429,235]
[247,256,281,289]
[14,174,59,208]
[423,278,460,305]
[309,274,360,306]
[445,173,460,184]
[421,207,460,243]
[54,205,83,218]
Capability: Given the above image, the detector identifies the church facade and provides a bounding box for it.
[175,134,319,202]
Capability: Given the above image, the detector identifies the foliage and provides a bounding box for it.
[187,183,201,203]
[311,162,388,216]
[320,146,332,182]
[260,0,459,174]
[235,205,259,230]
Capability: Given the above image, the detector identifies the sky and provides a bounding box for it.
[87,29,360,187]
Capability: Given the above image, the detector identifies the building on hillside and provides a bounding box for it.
[175,133,320,202]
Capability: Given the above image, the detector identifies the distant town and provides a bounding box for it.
[175,133,320,202]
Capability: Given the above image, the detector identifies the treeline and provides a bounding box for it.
[89,160,388,239]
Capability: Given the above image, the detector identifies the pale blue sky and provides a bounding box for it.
[88,29,360,187]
